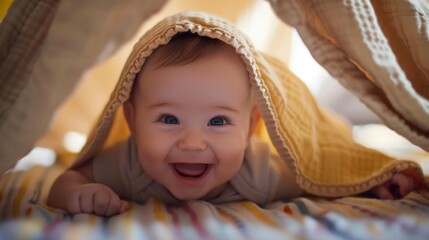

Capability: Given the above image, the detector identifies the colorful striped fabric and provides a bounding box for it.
[1,165,429,240]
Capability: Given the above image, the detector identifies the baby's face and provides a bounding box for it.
[124,47,257,200]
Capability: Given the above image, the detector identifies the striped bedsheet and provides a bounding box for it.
[1,165,429,240]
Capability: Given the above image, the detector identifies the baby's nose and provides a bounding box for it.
[177,132,207,152]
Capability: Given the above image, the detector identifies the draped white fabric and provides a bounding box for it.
[0,0,167,173]
[269,0,429,151]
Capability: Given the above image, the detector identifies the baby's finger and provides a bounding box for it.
[79,191,95,213]
[66,191,82,214]
[373,185,394,200]
[93,190,111,216]
[103,193,122,217]
[119,201,129,214]
[392,174,414,196]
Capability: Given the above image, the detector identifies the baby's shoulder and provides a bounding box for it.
[230,137,283,204]
[93,137,135,166]
[244,137,280,165]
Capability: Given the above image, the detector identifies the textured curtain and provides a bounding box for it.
[0,0,167,173]
[268,0,429,151]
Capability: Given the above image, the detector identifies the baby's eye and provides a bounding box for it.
[208,116,229,126]
[158,114,180,125]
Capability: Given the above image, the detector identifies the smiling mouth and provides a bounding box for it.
[173,163,209,178]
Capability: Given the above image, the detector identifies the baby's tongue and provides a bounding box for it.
[174,163,207,177]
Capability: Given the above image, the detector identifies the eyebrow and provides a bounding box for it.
[148,102,173,109]
[149,102,239,113]
[213,105,239,113]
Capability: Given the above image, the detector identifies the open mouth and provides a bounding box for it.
[173,163,209,178]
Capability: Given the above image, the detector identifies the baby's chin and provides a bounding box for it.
[167,183,226,201]
[168,190,208,201]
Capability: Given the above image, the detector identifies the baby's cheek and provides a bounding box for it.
[215,147,245,182]
[137,134,173,162]
[212,137,246,164]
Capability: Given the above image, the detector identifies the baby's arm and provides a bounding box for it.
[47,159,129,216]
[369,172,418,199]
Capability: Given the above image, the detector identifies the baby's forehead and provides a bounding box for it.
[140,49,249,84]
[131,32,253,100]
[133,47,253,105]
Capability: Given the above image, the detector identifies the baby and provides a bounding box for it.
[47,32,418,217]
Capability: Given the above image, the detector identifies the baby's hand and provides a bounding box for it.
[65,183,129,216]
[370,173,417,200]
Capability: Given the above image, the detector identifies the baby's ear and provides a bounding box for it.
[248,105,261,139]
[123,100,135,133]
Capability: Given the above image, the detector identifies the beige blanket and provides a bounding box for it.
[269,0,429,151]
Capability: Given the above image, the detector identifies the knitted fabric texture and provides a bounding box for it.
[0,0,166,173]
[73,12,425,197]
[269,0,429,151]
